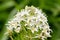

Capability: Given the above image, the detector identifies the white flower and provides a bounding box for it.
[14,27,21,33]
[6,6,52,40]
[27,26,38,33]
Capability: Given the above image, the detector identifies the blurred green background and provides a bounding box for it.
[0,0,60,40]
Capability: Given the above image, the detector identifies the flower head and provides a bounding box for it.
[6,6,52,40]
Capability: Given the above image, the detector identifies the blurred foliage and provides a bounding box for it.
[0,0,60,40]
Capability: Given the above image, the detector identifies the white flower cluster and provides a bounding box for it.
[6,6,51,40]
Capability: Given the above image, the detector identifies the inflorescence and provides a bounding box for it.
[6,6,52,40]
